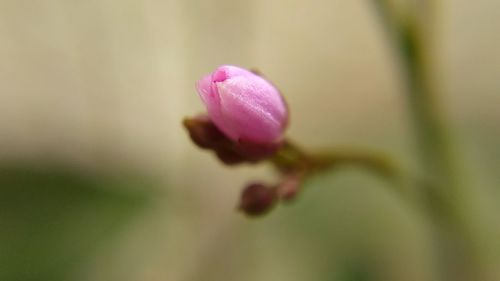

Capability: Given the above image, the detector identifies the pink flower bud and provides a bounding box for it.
[196,65,288,144]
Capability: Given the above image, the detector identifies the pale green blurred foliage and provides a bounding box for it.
[0,1,499,281]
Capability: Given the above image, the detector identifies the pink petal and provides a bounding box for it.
[216,76,286,143]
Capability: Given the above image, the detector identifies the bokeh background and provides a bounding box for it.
[1,0,499,280]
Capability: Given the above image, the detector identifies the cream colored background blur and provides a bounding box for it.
[1,1,499,280]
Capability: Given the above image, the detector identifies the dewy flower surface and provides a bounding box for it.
[196,65,288,144]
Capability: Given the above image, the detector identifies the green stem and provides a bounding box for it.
[269,140,429,207]
[373,2,498,280]
[271,140,406,186]
[374,0,463,221]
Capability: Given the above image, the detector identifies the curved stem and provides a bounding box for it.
[270,140,411,193]
[372,2,498,280]
[374,0,467,224]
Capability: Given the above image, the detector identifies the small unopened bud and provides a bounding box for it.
[239,183,277,216]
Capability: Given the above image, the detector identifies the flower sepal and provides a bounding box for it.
[183,115,283,164]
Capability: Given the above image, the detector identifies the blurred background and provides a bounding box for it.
[0,0,499,280]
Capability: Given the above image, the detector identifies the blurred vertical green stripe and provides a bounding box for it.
[0,166,154,281]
